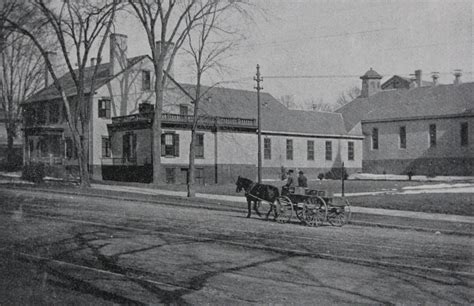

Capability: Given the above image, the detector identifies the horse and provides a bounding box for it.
[235,176,280,218]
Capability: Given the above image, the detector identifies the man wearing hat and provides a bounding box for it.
[285,169,295,188]
[298,170,308,188]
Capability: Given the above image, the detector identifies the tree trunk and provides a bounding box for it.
[152,64,164,185]
[187,76,201,197]
[6,130,15,169]
[187,130,196,197]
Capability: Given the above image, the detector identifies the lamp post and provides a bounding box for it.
[254,64,263,183]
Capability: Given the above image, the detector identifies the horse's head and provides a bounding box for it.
[235,176,243,193]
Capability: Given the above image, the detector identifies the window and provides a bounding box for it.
[460,122,468,147]
[399,126,406,149]
[98,98,111,119]
[195,133,204,158]
[180,105,188,116]
[307,140,314,160]
[166,168,175,184]
[264,138,271,160]
[142,70,151,90]
[37,106,46,125]
[142,70,151,91]
[102,136,111,158]
[65,137,76,159]
[24,107,35,126]
[348,141,354,161]
[286,139,293,160]
[122,133,137,162]
[372,127,379,150]
[39,138,48,157]
[195,168,204,185]
[325,141,332,161]
[429,124,437,147]
[161,132,179,157]
[49,103,60,123]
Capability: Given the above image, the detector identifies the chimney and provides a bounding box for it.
[44,51,57,88]
[431,72,439,86]
[414,69,422,87]
[90,57,96,67]
[453,69,462,85]
[110,33,128,76]
[156,41,175,80]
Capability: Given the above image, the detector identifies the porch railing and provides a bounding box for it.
[111,112,256,129]
[101,157,137,166]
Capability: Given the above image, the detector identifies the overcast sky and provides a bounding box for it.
[117,0,473,109]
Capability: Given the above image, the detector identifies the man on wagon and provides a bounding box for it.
[298,170,308,188]
[282,169,295,195]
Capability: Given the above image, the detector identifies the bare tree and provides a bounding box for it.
[279,94,294,108]
[1,32,44,169]
[128,0,227,185]
[307,97,334,112]
[336,86,361,107]
[4,0,119,187]
[183,1,247,197]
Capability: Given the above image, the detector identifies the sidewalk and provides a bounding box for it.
[91,183,474,224]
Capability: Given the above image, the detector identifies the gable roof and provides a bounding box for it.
[178,84,350,136]
[336,82,474,131]
[381,75,433,89]
[26,54,352,137]
[26,55,148,103]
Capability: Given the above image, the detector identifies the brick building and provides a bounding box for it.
[336,69,473,176]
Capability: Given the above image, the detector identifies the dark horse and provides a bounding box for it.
[235,176,280,218]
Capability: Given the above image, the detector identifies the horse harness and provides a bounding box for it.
[245,182,272,204]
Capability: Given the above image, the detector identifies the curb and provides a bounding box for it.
[0,183,472,237]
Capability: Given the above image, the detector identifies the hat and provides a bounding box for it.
[299,170,304,174]
[288,169,294,173]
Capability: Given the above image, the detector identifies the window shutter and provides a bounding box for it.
[174,133,180,157]
[106,101,111,119]
[161,134,166,156]
[123,134,129,160]
[132,134,137,160]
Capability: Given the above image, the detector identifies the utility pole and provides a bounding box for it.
[254,64,263,183]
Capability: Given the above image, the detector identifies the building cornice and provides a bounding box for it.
[361,112,473,124]
[261,130,364,140]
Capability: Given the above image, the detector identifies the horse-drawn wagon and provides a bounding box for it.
[236,176,351,227]
[275,187,351,227]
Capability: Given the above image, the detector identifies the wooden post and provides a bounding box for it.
[341,162,345,197]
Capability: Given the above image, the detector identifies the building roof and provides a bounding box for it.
[179,84,350,136]
[360,68,382,79]
[381,75,433,89]
[336,82,474,131]
[27,54,353,137]
[26,55,147,103]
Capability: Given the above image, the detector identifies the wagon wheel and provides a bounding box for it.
[274,196,293,223]
[302,196,328,227]
[295,201,305,223]
[327,197,351,227]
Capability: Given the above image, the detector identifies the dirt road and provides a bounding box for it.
[0,187,472,304]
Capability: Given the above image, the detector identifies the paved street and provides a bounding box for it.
[0,187,473,304]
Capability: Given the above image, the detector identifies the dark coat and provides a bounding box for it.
[298,175,308,187]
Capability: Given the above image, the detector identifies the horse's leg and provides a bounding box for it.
[246,198,252,218]
[266,202,273,220]
[254,200,262,217]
